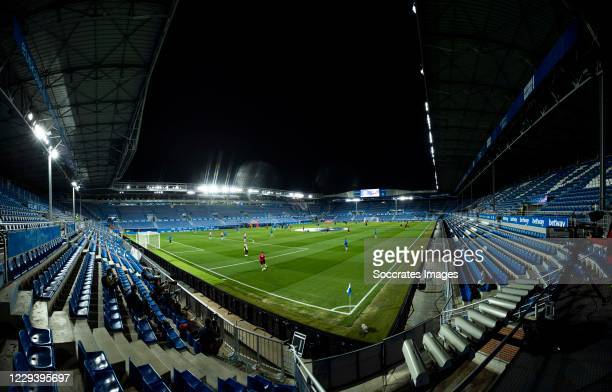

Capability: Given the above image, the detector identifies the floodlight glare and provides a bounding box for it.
[71,181,77,187]
[412,3,416,14]
[33,123,46,141]
[187,190,195,195]
[424,102,429,112]
[27,112,34,121]
[49,148,59,160]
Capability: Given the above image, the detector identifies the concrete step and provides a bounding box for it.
[49,311,76,360]
[74,320,98,354]
[509,279,539,286]
[184,351,248,385]
[150,344,207,382]
[11,290,33,316]
[112,336,172,385]
[500,287,528,297]
[92,328,126,378]
[30,301,50,328]
[506,283,535,291]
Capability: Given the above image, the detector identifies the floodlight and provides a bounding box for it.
[430,146,434,156]
[424,102,429,112]
[412,3,416,14]
[428,131,433,144]
[71,181,77,187]
[426,114,431,130]
[126,185,131,189]
[27,112,34,121]
[33,123,46,141]
[187,190,195,195]
[346,198,361,202]
[420,67,424,76]
[308,194,313,199]
[49,148,59,160]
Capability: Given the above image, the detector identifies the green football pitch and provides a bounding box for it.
[140,221,434,342]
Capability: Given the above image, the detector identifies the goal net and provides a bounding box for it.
[137,231,161,249]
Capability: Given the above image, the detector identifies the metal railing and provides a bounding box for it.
[177,283,292,378]
[137,248,293,378]
[294,353,326,392]
[310,315,441,390]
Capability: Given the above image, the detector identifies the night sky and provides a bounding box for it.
[123,1,434,193]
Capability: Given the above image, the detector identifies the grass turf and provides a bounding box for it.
[137,221,433,342]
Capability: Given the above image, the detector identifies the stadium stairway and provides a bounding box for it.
[397,279,543,388]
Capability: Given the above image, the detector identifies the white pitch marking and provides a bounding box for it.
[188,233,309,250]
[172,249,206,254]
[158,247,351,315]
[347,222,432,315]
[209,248,309,270]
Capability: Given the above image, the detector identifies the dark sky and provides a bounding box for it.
[123,1,434,194]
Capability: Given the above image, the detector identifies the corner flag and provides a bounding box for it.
[346,283,352,297]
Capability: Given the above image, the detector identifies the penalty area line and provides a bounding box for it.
[157,247,351,315]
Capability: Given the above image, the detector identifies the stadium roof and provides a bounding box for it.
[0,0,177,191]
[417,0,576,192]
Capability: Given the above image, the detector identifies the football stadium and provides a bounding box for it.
[0,1,610,391]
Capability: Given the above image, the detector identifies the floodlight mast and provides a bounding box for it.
[47,145,60,221]
[71,182,79,220]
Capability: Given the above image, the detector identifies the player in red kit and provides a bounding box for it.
[259,251,267,271]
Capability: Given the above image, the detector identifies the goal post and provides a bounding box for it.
[137,231,161,249]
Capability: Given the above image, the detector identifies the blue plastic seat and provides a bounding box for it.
[218,378,246,392]
[18,330,55,370]
[129,360,168,391]
[22,314,53,346]
[92,369,124,392]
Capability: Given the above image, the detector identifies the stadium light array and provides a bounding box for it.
[197,184,243,194]
[33,123,49,144]
[396,196,413,201]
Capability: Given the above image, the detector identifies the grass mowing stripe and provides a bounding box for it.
[347,221,432,315]
[157,246,351,315]
[209,247,310,270]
